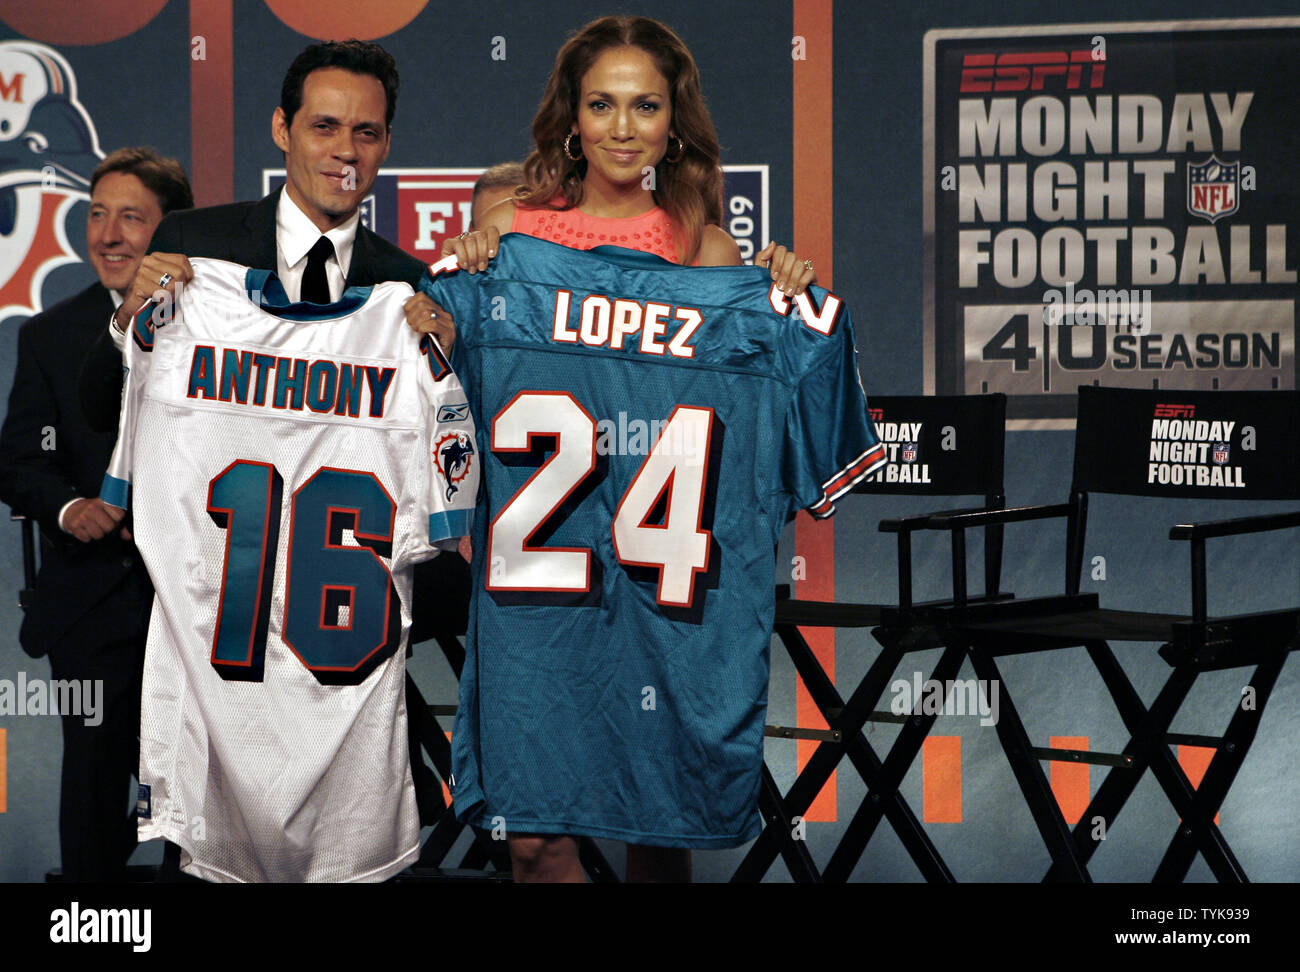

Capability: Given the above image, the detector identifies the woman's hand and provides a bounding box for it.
[755,241,817,296]
[403,292,456,352]
[410,226,503,347]
[442,227,501,273]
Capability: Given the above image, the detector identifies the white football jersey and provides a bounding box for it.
[103,258,478,882]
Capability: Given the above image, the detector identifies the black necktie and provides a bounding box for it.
[301,236,334,304]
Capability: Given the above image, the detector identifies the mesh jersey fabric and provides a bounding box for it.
[421,234,884,847]
[103,258,478,882]
[512,202,681,262]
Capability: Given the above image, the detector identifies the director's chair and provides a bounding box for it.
[923,386,1300,882]
[733,393,1008,882]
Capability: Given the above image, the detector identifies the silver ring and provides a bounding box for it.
[458,231,470,240]
[428,309,438,319]
[802,260,814,271]
[157,272,172,288]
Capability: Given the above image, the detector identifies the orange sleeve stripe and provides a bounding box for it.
[820,443,888,501]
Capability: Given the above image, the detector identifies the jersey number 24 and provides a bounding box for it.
[488,390,715,608]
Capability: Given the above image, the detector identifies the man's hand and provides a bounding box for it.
[112,252,193,333]
[63,497,127,543]
[403,292,456,351]
[441,227,499,273]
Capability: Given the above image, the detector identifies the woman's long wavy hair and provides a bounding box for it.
[517,16,725,264]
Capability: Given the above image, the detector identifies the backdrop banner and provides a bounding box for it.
[925,19,1300,427]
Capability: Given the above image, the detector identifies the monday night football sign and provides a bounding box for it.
[925,20,1300,427]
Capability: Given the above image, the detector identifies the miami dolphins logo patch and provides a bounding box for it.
[435,430,475,501]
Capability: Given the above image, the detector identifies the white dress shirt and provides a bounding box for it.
[275,189,359,304]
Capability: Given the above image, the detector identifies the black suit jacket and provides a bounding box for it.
[75,188,468,638]
[0,282,152,658]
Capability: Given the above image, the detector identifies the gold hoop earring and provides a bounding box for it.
[663,135,685,164]
[564,132,583,161]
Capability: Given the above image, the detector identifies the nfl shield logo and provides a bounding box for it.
[902,442,918,463]
[1212,442,1229,465]
[1187,156,1239,223]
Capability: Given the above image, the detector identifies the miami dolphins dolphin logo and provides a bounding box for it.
[0,41,103,321]
[435,430,475,501]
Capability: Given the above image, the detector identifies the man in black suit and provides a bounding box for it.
[81,40,454,426]
[81,40,468,639]
[77,43,466,860]
[0,147,193,881]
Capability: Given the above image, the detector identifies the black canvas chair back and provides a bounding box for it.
[1073,385,1299,500]
[857,393,1006,499]
[1051,386,1300,605]
[855,394,1007,610]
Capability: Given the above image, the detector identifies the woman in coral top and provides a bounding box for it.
[423,15,816,294]
[409,15,816,882]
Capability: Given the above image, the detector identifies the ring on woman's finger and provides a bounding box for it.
[157,272,173,288]
[802,259,814,271]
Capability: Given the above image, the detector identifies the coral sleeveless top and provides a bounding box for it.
[511,203,682,263]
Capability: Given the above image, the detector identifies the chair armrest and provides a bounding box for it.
[928,502,1074,608]
[878,505,993,534]
[1169,509,1300,541]
[881,504,1010,611]
[1172,509,1300,624]
[927,502,1072,530]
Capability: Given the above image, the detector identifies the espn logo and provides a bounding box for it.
[1154,404,1196,418]
[959,51,1104,93]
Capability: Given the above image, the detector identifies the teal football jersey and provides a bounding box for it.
[423,234,883,847]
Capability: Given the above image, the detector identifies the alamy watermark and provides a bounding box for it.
[1042,282,1151,332]
[0,672,103,726]
[595,411,707,459]
[890,673,1000,727]
[49,902,150,951]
